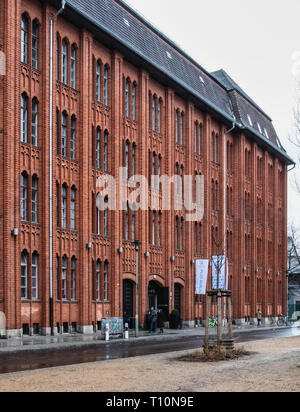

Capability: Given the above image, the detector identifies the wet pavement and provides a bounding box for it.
[0,327,299,374]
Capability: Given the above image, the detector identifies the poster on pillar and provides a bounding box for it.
[195,259,209,295]
[212,255,228,290]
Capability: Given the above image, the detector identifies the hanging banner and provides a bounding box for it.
[195,259,209,295]
[212,255,227,290]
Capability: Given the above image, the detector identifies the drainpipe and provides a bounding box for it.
[223,119,236,326]
[49,0,66,336]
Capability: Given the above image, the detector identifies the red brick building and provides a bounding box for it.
[0,0,294,336]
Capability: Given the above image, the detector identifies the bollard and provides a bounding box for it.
[124,323,129,340]
[105,323,110,341]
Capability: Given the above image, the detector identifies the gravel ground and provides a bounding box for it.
[0,336,300,392]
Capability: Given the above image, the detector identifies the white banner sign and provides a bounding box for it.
[195,259,209,295]
[212,255,227,290]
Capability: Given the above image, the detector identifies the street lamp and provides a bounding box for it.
[133,240,141,338]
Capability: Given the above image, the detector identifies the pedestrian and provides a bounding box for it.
[257,310,263,327]
[149,306,157,333]
[157,309,164,334]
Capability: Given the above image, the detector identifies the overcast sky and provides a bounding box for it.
[125,0,300,229]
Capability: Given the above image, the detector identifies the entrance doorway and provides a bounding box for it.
[174,283,182,315]
[148,280,169,319]
[123,280,134,325]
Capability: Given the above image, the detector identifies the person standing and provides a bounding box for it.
[257,310,263,327]
[157,309,165,334]
[149,307,157,333]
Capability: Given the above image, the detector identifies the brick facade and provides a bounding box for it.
[0,0,290,336]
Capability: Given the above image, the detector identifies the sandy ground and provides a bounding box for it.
[0,336,300,392]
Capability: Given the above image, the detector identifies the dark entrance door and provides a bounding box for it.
[174,284,182,315]
[123,280,134,325]
[148,281,169,320]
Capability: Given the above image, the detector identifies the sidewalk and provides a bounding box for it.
[0,323,290,355]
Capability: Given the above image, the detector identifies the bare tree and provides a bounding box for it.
[289,82,300,192]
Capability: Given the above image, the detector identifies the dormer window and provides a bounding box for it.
[247,114,253,127]
[257,122,262,134]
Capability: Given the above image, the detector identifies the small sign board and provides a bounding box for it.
[101,317,124,335]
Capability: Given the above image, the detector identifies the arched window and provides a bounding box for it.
[125,79,130,118]
[61,111,67,157]
[132,143,136,176]
[104,196,108,236]
[180,112,184,145]
[104,261,108,301]
[70,115,76,160]
[96,60,101,102]
[104,130,108,171]
[152,96,156,131]
[180,217,184,250]
[32,20,39,69]
[62,39,68,84]
[158,212,162,246]
[125,140,130,178]
[21,93,28,143]
[175,216,179,250]
[158,99,162,134]
[21,172,28,221]
[132,207,136,241]
[61,256,68,300]
[132,83,136,121]
[61,184,68,228]
[32,98,38,146]
[175,110,179,144]
[21,14,29,64]
[96,127,101,169]
[70,186,76,230]
[21,251,28,300]
[32,175,38,223]
[96,260,101,301]
[71,257,76,301]
[71,45,76,89]
[56,35,60,80]
[56,255,61,300]
[125,202,129,240]
[32,252,39,299]
[104,65,109,106]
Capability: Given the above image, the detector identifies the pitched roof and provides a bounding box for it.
[62,0,293,164]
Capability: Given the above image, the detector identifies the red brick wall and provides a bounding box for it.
[0,0,288,333]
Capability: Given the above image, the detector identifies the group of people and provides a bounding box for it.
[147,307,165,334]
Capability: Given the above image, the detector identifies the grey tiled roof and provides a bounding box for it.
[64,0,293,164]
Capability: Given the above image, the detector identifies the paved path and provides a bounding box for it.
[0,327,299,374]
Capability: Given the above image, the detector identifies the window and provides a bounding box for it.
[96,127,101,169]
[21,172,28,221]
[104,65,109,106]
[180,113,184,145]
[71,45,76,89]
[257,122,262,134]
[125,140,130,178]
[104,196,108,236]
[104,130,108,171]
[158,212,161,246]
[70,116,76,160]
[104,261,108,301]
[61,112,67,157]
[125,203,129,241]
[195,122,202,155]
[132,83,136,121]
[96,61,101,102]
[32,252,38,299]
[56,256,61,300]
[132,143,136,176]
[175,111,179,144]
[152,96,156,131]
[211,133,219,163]
[32,175,38,223]
[61,256,68,300]
[125,79,130,118]
[21,251,28,300]
[56,36,60,81]
[31,98,38,146]
[96,260,101,301]
[247,114,253,127]
[71,257,76,301]
[21,14,29,64]
[32,20,39,69]
[158,99,161,134]
[61,184,68,228]
[21,93,28,143]
[70,186,76,230]
[62,39,68,85]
